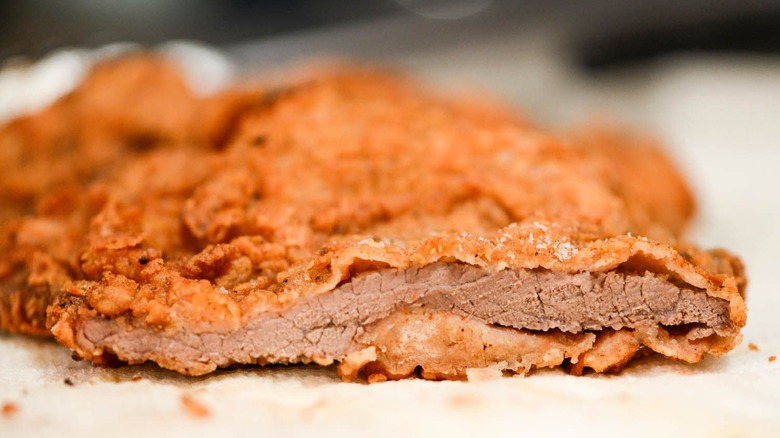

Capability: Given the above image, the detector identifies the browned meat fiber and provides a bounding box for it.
[0,54,746,381]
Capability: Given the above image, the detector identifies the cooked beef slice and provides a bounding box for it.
[68,262,732,377]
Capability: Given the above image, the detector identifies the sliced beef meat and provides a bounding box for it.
[356,263,733,334]
[64,262,734,379]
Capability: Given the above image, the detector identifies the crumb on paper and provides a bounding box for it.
[131,376,143,382]
[748,343,759,351]
[63,378,74,386]
[181,395,210,418]
[299,399,328,419]
[2,402,19,417]
[769,356,777,363]
[448,394,482,409]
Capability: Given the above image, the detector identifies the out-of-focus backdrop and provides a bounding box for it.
[2,0,780,70]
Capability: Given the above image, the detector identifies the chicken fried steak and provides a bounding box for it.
[0,57,746,380]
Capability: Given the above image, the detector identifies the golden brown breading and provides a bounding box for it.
[0,58,745,380]
[0,55,250,334]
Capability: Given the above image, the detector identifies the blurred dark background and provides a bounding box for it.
[2,0,780,71]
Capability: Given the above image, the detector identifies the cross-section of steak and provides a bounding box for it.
[55,259,740,380]
[47,208,745,380]
[0,55,746,381]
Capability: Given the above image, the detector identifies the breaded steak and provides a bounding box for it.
[0,55,746,381]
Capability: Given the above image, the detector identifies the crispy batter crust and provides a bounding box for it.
[0,55,746,380]
[0,56,258,334]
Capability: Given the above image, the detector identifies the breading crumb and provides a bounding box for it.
[448,394,481,409]
[748,343,759,351]
[769,356,777,363]
[2,402,19,417]
[181,395,210,418]
[63,378,74,386]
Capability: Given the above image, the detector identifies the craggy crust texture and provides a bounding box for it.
[0,56,746,380]
[0,55,264,334]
